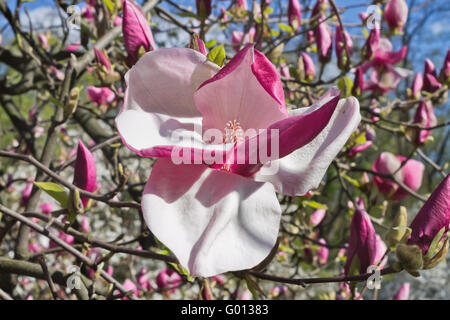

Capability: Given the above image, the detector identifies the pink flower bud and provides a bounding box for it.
[239,289,252,300]
[231,28,255,52]
[270,285,288,297]
[412,100,437,145]
[114,15,123,26]
[301,52,315,81]
[317,238,329,265]
[73,140,97,208]
[236,0,248,12]
[365,125,376,141]
[21,181,34,207]
[315,17,332,63]
[28,241,42,253]
[393,283,410,300]
[411,72,423,99]
[348,141,372,158]
[196,0,211,18]
[156,268,182,293]
[137,267,153,291]
[310,209,326,226]
[210,275,225,286]
[439,49,450,84]
[94,48,111,71]
[311,0,328,18]
[40,202,53,214]
[86,86,116,106]
[82,4,95,23]
[288,0,302,31]
[372,152,424,201]
[344,208,386,275]
[335,25,353,69]
[408,174,450,255]
[197,37,208,55]
[362,27,380,60]
[352,66,364,97]
[38,33,49,50]
[423,58,442,93]
[384,0,408,32]
[122,0,157,65]
[122,279,139,299]
[80,215,90,233]
[65,43,80,52]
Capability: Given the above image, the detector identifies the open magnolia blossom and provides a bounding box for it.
[116,44,361,277]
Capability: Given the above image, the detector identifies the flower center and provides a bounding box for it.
[223,120,244,144]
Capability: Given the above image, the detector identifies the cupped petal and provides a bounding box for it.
[251,92,361,196]
[393,156,424,200]
[141,159,282,277]
[116,48,230,159]
[194,45,288,136]
[228,89,341,176]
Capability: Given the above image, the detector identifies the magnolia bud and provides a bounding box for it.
[386,206,408,247]
[64,87,80,119]
[396,243,423,273]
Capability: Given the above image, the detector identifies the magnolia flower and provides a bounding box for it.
[116,45,361,277]
[334,25,353,70]
[344,208,387,275]
[73,140,97,207]
[412,100,437,145]
[310,209,326,226]
[288,0,302,31]
[411,72,423,99]
[408,174,450,255]
[236,0,248,12]
[231,28,256,52]
[86,86,115,106]
[365,65,410,94]
[384,0,408,33]
[372,152,424,201]
[317,239,329,265]
[315,17,332,63]
[362,38,407,72]
[423,58,442,93]
[81,4,95,23]
[122,0,157,65]
[393,283,410,300]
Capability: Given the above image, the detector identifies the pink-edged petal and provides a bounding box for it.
[141,159,282,277]
[194,45,288,135]
[392,156,424,200]
[251,91,361,196]
[116,48,229,158]
[228,89,341,176]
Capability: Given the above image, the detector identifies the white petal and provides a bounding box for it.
[142,159,282,277]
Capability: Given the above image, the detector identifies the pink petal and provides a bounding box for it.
[252,89,360,196]
[393,283,410,300]
[194,45,287,137]
[73,140,97,207]
[116,48,226,159]
[141,159,282,277]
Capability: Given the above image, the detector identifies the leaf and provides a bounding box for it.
[337,76,353,98]
[48,96,64,109]
[104,0,114,13]
[168,262,195,282]
[302,200,328,210]
[204,40,217,49]
[424,227,446,260]
[34,182,69,208]
[175,11,197,18]
[342,173,361,188]
[207,44,226,67]
[278,23,293,33]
